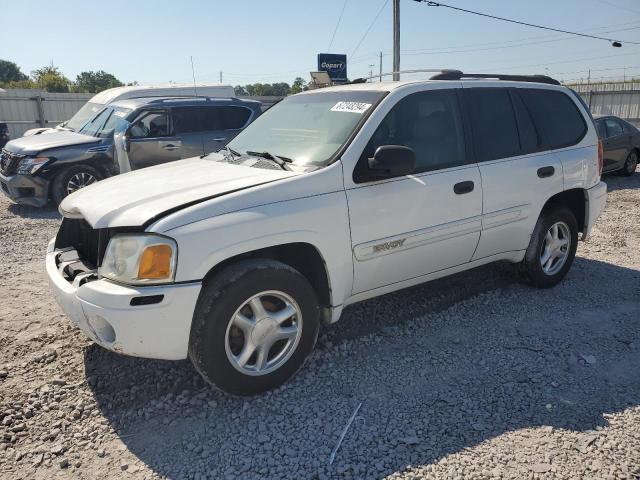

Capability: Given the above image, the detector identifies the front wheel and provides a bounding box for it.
[621,150,638,176]
[520,207,579,288]
[51,165,103,205]
[188,259,320,395]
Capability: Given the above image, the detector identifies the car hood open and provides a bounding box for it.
[5,130,98,155]
[59,157,297,229]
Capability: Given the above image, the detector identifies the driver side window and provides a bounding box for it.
[357,89,467,179]
[129,111,170,139]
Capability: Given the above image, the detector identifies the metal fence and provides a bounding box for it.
[567,81,640,127]
[0,89,283,140]
[1,83,638,140]
[0,89,94,138]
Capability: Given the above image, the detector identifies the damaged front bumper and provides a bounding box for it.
[46,239,201,360]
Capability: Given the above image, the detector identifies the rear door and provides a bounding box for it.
[202,105,254,154]
[602,117,629,170]
[127,109,182,170]
[170,107,207,159]
[463,86,566,260]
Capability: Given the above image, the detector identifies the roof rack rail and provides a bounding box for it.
[354,69,461,83]
[429,71,560,85]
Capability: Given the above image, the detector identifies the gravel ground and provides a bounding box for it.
[0,170,639,479]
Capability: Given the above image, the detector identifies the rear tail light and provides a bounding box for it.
[597,139,604,176]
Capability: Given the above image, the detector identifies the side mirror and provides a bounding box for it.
[368,145,415,179]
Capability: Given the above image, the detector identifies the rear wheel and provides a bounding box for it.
[520,206,578,288]
[621,150,638,176]
[51,165,103,205]
[188,259,320,395]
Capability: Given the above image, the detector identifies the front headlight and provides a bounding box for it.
[17,156,50,175]
[99,234,178,285]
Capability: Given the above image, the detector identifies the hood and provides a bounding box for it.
[4,131,98,155]
[59,157,297,228]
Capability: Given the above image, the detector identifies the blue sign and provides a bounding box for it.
[317,53,347,83]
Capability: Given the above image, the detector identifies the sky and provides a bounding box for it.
[2,0,640,86]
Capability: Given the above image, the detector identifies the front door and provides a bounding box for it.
[346,89,482,294]
[127,110,182,170]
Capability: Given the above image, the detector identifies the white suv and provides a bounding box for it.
[46,74,607,395]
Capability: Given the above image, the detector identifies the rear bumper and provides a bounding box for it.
[582,181,607,241]
[0,172,49,207]
[46,239,202,360]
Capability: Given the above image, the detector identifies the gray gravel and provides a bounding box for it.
[0,170,639,479]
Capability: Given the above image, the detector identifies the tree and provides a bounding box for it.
[31,64,71,92]
[290,77,307,94]
[234,85,248,96]
[75,70,123,93]
[0,60,28,83]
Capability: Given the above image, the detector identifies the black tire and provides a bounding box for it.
[51,164,103,205]
[621,150,638,177]
[520,206,579,288]
[188,259,320,396]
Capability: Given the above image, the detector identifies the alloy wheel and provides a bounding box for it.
[224,290,303,376]
[66,171,97,195]
[540,221,571,276]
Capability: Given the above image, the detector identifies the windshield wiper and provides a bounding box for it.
[245,151,293,171]
[202,145,241,159]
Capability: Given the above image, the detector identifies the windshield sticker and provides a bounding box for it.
[331,101,372,114]
[113,110,127,118]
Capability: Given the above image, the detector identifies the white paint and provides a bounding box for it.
[47,79,606,361]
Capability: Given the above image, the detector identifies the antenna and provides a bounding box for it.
[190,56,198,97]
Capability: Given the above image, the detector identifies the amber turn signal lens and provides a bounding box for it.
[137,244,173,280]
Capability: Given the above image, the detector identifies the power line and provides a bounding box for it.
[415,1,640,46]
[349,20,640,64]
[350,0,389,59]
[595,0,640,15]
[327,0,349,52]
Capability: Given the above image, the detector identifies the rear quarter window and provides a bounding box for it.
[518,89,587,150]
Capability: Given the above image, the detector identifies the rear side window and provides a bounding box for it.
[203,106,252,131]
[604,118,624,138]
[172,107,207,134]
[465,88,520,162]
[519,89,587,149]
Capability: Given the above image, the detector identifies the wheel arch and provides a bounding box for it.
[540,188,586,234]
[200,242,333,314]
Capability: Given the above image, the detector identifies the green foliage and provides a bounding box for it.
[31,64,71,92]
[234,85,248,96]
[75,70,124,93]
[0,59,28,83]
[243,82,291,97]
[290,77,308,94]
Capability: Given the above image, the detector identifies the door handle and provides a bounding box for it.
[162,144,180,151]
[212,137,226,142]
[537,166,555,178]
[453,181,474,195]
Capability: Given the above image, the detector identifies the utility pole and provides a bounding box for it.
[369,64,375,81]
[219,71,223,83]
[393,0,400,81]
[587,69,592,109]
[379,51,383,82]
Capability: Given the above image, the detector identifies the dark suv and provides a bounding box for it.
[0,96,261,206]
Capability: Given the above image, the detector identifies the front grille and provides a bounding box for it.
[0,150,25,175]
[54,218,142,283]
[55,218,103,268]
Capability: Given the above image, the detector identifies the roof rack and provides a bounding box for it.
[354,69,560,85]
[429,71,560,85]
